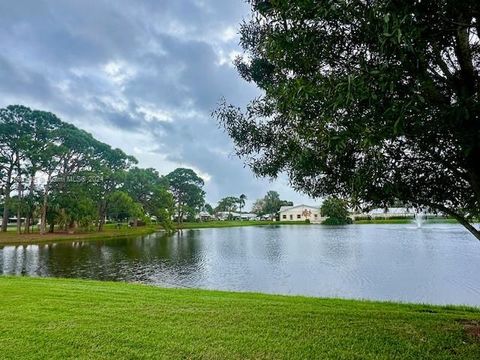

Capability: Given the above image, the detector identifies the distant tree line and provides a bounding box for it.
[1,105,300,233]
[207,191,292,219]
[0,105,206,234]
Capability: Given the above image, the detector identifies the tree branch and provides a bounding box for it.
[427,202,480,241]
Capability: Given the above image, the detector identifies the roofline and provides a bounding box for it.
[279,204,319,212]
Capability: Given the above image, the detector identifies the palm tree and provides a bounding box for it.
[238,194,247,216]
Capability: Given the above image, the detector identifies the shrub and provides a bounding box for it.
[387,215,414,220]
[321,197,351,225]
[353,215,371,221]
[322,217,352,225]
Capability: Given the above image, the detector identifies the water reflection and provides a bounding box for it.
[1,224,480,306]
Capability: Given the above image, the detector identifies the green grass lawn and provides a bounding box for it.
[0,277,478,359]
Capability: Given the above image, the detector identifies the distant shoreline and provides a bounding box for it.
[0,218,462,246]
[0,226,158,246]
[177,218,459,229]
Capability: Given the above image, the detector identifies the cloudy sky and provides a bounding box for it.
[0,0,314,208]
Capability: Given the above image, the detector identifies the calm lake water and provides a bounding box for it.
[1,224,480,306]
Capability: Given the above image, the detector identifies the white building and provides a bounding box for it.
[195,211,214,221]
[216,211,241,221]
[215,212,259,221]
[240,213,257,221]
[360,207,438,219]
[365,207,414,218]
[279,205,323,223]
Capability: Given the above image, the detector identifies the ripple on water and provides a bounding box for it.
[1,224,479,306]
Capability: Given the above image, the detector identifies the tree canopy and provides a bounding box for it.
[0,105,176,234]
[251,191,293,216]
[239,194,247,213]
[215,0,480,239]
[107,191,144,224]
[166,168,205,224]
[321,197,352,225]
[215,196,240,213]
[203,203,214,215]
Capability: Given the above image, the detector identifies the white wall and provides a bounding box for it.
[279,207,323,223]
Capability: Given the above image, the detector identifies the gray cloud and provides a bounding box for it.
[0,0,314,207]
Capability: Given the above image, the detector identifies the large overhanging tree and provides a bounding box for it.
[215,0,480,239]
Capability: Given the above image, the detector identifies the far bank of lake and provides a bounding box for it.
[0,218,459,246]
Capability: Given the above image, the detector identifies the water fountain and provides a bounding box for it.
[415,212,425,228]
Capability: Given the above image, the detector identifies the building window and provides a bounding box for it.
[282,215,286,219]
[314,214,318,218]
[297,214,301,219]
[289,215,293,220]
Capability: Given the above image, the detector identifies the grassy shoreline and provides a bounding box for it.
[0,225,158,246]
[0,276,478,359]
[178,218,458,229]
[176,220,308,229]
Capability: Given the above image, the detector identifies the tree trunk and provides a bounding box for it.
[16,163,23,235]
[98,216,105,231]
[40,175,51,235]
[435,204,480,241]
[68,219,76,234]
[455,215,480,241]
[97,200,107,232]
[24,174,36,234]
[1,189,10,232]
[40,196,47,234]
[2,168,12,232]
[24,216,30,234]
[467,157,480,215]
[16,207,21,234]
[176,204,183,232]
[176,203,182,226]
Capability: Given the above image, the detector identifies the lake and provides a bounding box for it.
[1,224,480,306]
